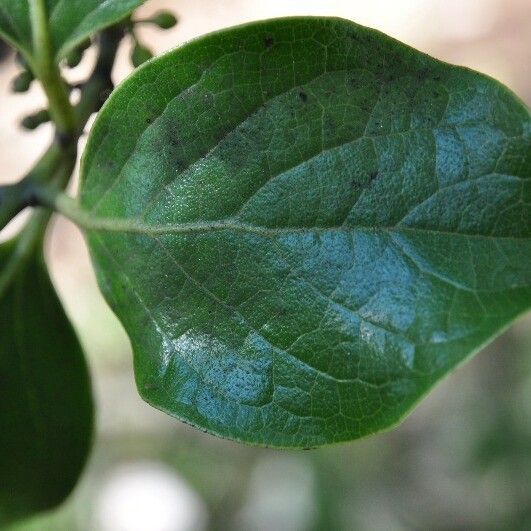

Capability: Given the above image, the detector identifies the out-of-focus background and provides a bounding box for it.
[1,1,530,530]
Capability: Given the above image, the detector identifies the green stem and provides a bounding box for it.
[0,27,123,233]
[35,189,260,236]
[0,143,64,232]
[74,26,123,127]
[0,27,123,296]
[33,189,310,238]
[0,154,76,299]
[29,0,77,136]
[0,209,49,298]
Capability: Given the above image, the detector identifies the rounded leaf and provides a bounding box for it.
[131,42,153,67]
[11,70,33,93]
[150,11,178,30]
[80,18,531,448]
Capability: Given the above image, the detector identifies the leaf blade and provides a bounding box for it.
[80,17,531,447]
[0,0,145,60]
[0,243,93,525]
[50,0,145,60]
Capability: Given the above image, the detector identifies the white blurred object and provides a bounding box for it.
[427,0,498,40]
[94,461,207,531]
[235,455,316,531]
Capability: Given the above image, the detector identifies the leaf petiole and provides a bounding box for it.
[0,154,76,299]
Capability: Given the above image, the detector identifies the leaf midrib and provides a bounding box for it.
[77,214,530,242]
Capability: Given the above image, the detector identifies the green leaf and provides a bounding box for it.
[11,70,34,93]
[149,11,178,30]
[0,0,145,61]
[131,41,153,67]
[79,17,531,448]
[21,108,50,130]
[0,242,93,526]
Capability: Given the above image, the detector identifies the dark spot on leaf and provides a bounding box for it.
[173,160,185,172]
[369,170,379,183]
[264,36,274,49]
[351,178,361,191]
[298,91,308,103]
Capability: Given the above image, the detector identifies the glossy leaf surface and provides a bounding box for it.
[0,0,144,60]
[80,18,531,447]
[0,243,93,525]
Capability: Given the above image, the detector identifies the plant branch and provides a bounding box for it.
[0,25,124,300]
[0,152,77,299]
[29,0,77,137]
[0,26,123,234]
[74,26,123,128]
[0,144,64,231]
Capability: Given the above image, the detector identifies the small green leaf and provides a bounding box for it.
[131,41,153,67]
[21,109,50,130]
[65,39,91,68]
[149,11,178,30]
[0,0,145,61]
[0,242,93,526]
[79,18,531,448]
[65,48,83,68]
[11,70,34,93]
